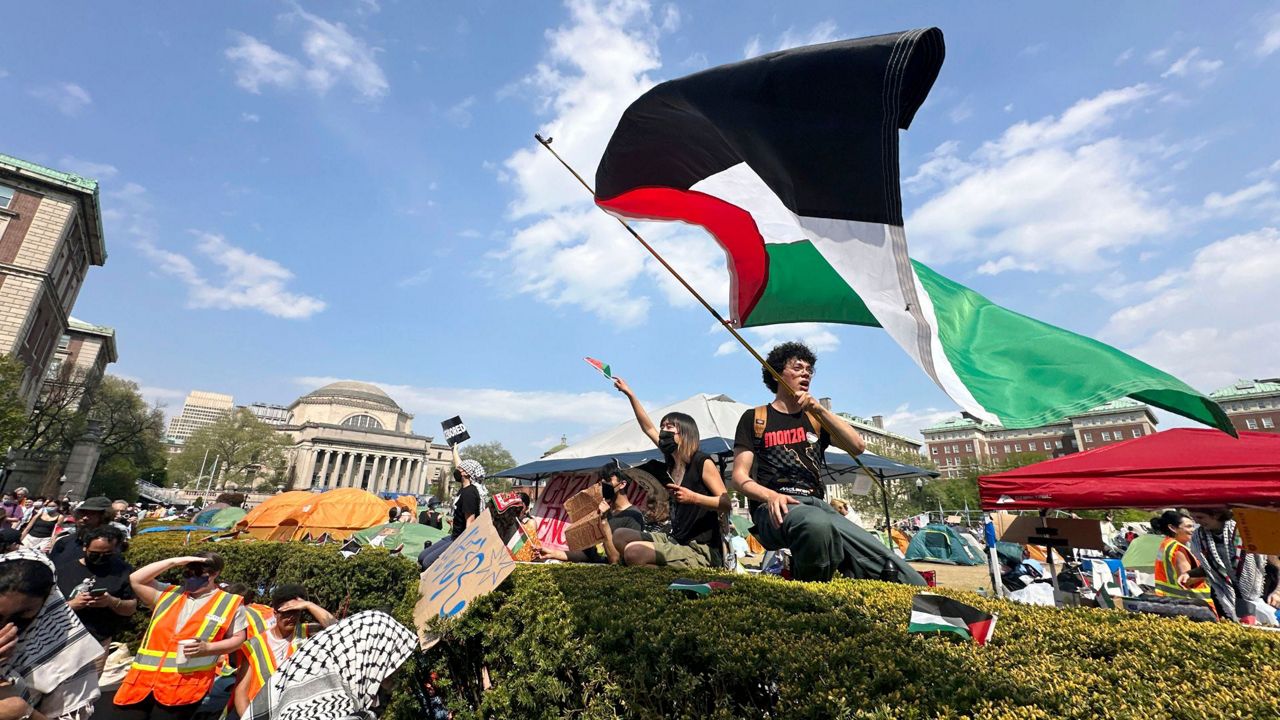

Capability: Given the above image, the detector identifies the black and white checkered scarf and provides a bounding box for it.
[1191,520,1266,622]
[247,610,416,720]
[0,548,104,716]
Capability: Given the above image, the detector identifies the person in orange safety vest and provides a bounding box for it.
[232,582,336,715]
[112,551,248,719]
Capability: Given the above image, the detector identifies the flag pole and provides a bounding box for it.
[533,134,877,480]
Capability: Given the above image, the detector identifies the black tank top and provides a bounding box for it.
[667,452,721,549]
[27,513,58,538]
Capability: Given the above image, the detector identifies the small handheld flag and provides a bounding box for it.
[908,593,998,646]
[584,357,613,380]
[668,578,733,597]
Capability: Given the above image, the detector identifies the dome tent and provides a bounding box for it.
[904,523,984,565]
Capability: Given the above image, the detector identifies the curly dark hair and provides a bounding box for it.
[763,341,817,393]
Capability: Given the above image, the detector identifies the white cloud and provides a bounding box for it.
[1100,227,1280,390]
[880,403,959,441]
[241,112,261,122]
[58,156,117,180]
[140,231,326,319]
[948,98,974,124]
[659,3,680,32]
[397,268,432,288]
[30,82,92,116]
[907,85,1172,274]
[1202,179,1277,214]
[295,376,635,425]
[1160,47,1223,82]
[357,0,380,15]
[1257,13,1280,57]
[445,96,476,128]
[744,20,839,58]
[1114,48,1134,65]
[226,8,388,100]
[713,323,840,357]
[497,0,733,327]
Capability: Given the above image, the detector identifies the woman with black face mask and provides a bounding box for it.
[611,377,727,569]
[54,524,138,669]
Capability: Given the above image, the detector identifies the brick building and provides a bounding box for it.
[1209,379,1280,434]
[921,398,1158,478]
[0,154,107,409]
[44,317,117,400]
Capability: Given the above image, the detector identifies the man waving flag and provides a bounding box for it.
[593,28,1232,433]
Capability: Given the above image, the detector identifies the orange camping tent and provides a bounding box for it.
[275,488,392,541]
[236,491,315,540]
[891,527,911,555]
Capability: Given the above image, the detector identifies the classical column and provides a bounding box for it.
[356,454,368,490]
[333,452,350,488]
[370,455,384,494]
[389,457,403,494]
[343,453,357,488]
[315,450,332,490]
[290,449,309,490]
[407,459,420,495]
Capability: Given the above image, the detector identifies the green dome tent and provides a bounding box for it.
[904,523,984,565]
[354,522,449,558]
[207,506,247,530]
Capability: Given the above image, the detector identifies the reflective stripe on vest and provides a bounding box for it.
[244,604,272,641]
[1153,538,1211,599]
[116,588,245,707]
[242,622,312,704]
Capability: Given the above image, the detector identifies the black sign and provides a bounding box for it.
[441,416,470,446]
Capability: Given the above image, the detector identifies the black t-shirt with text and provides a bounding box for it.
[53,552,136,641]
[451,485,482,539]
[734,405,831,509]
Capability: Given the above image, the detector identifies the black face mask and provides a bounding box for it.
[657,431,679,456]
[601,482,617,502]
[452,468,464,483]
[84,551,112,568]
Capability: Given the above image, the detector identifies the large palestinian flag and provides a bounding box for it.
[593,28,1232,433]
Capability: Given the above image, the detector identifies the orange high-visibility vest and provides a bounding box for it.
[1153,537,1211,600]
[115,587,244,707]
[239,621,311,704]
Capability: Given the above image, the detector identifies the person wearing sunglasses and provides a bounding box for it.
[233,583,335,715]
[53,524,137,673]
[112,551,248,718]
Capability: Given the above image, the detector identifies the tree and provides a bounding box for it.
[460,441,518,493]
[0,357,28,454]
[85,377,168,500]
[168,409,289,490]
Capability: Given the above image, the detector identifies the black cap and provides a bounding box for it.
[78,496,113,512]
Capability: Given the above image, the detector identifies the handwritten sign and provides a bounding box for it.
[1235,507,1280,555]
[441,416,470,446]
[532,469,665,550]
[414,511,515,649]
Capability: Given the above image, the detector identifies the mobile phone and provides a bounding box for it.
[89,588,108,597]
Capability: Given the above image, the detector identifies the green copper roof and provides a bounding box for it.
[1210,379,1280,400]
[0,153,106,265]
[67,317,115,337]
[1071,397,1147,418]
[834,412,921,446]
[920,416,1002,433]
[0,153,99,193]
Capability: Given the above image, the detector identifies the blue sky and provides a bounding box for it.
[4,2,1279,462]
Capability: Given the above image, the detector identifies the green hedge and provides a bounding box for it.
[122,535,420,646]
[419,565,1280,720]
[121,540,1280,719]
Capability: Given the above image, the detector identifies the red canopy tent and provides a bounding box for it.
[980,429,1280,510]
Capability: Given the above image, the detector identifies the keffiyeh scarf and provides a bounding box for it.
[247,611,416,720]
[1191,520,1266,622]
[0,548,104,718]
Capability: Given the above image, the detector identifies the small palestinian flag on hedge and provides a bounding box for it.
[908,593,997,646]
[669,578,732,597]
[593,27,1233,434]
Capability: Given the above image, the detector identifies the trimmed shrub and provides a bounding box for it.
[121,535,419,648]
[417,565,1280,720]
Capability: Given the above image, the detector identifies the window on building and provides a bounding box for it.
[1246,419,1259,430]
[1043,441,1051,451]
[931,446,938,454]
[1084,433,1093,442]
[1263,417,1275,429]
[1101,432,1111,441]
[1054,440,1063,449]
[943,445,950,454]
[1013,444,1021,452]
[57,334,70,351]
[341,414,384,430]
[0,185,14,210]
[1132,428,1141,438]
[965,443,973,452]
[1003,444,1010,453]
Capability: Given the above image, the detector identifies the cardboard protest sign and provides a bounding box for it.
[1235,507,1280,555]
[1001,516,1106,552]
[414,511,515,649]
[533,470,665,550]
[441,416,470,446]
